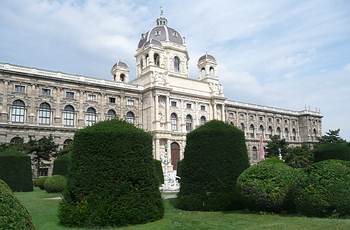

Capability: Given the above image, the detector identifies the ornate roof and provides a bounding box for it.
[198,53,216,63]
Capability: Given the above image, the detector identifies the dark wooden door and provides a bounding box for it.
[171,142,180,170]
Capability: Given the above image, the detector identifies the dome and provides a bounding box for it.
[138,16,184,49]
[112,61,128,70]
[198,54,216,63]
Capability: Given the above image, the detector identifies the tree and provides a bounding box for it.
[319,129,346,144]
[284,144,313,168]
[266,135,288,158]
[26,135,58,177]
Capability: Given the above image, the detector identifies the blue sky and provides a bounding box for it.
[1,0,349,140]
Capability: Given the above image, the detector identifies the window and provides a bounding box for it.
[120,74,125,82]
[186,103,192,109]
[259,116,263,121]
[126,111,135,124]
[259,125,264,137]
[249,115,254,121]
[209,66,214,75]
[42,88,51,96]
[240,123,245,131]
[85,107,97,126]
[292,129,297,141]
[63,105,75,127]
[252,146,258,161]
[10,137,23,145]
[38,168,48,177]
[284,128,289,140]
[240,113,244,119]
[201,67,205,77]
[109,97,116,104]
[200,105,206,111]
[229,113,234,118]
[66,91,74,99]
[171,101,177,107]
[292,120,296,125]
[127,99,134,106]
[200,116,206,125]
[266,126,273,139]
[154,53,160,67]
[186,114,193,132]
[38,102,51,125]
[155,30,161,36]
[285,119,288,124]
[268,117,272,122]
[249,124,255,138]
[276,119,280,123]
[174,56,180,72]
[106,109,117,120]
[14,85,25,93]
[63,139,72,149]
[171,113,178,131]
[276,127,281,138]
[11,100,25,123]
[173,31,178,37]
[87,94,97,101]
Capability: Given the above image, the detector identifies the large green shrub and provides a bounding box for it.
[237,158,300,212]
[284,145,313,168]
[0,147,33,192]
[59,120,163,227]
[33,176,48,190]
[52,152,72,177]
[313,143,350,162]
[176,120,249,211]
[0,179,35,230]
[153,159,164,186]
[44,175,67,193]
[294,160,350,217]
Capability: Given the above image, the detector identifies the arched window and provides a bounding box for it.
[292,128,297,141]
[249,124,255,138]
[106,109,117,120]
[200,116,206,125]
[38,102,51,125]
[276,127,281,138]
[11,99,25,123]
[174,56,180,72]
[145,54,149,66]
[63,139,72,149]
[120,74,125,82]
[85,107,97,126]
[252,146,258,161]
[171,113,178,131]
[126,111,135,124]
[312,128,317,140]
[284,128,289,140]
[63,105,75,127]
[186,114,193,132]
[267,126,273,139]
[10,136,23,145]
[259,125,264,137]
[240,123,245,131]
[154,53,160,67]
[201,67,205,77]
[209,66,215,75]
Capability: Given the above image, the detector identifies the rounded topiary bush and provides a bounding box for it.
[59,119,163,227]
[294,160,350,217]
[237,158,300,212]
[44,175,67,193]
[33,176,48,190]
[0,179,35,230]
[176,120,249,211]
[0,147,33,192]
[313,143,350,162]
[52,152,72,177]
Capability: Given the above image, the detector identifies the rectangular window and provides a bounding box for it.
[42,88,51,96]
[87,94,97,101]
[65,91,74,99]
[259,116,263,121]
[14,85,25,93]
[109,97,116,104]
[63,111,75,127]
[127,99,134,106]
[201,105,206,111]
[186,103,192,109]
[171,101,177,107]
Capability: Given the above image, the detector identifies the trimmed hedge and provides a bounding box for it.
[59,119,163,227]
[237,158,300,212]
[313,143,350,162]
[0,148,33,192]
[176,120,249,211]
[52,152,72,177]
[33,176,48,190]
[0,179,35,230]
[44,175,67,193]
[294,160,350,217]
[153,159,164,186]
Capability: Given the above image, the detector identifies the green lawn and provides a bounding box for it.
[15,188,350,230]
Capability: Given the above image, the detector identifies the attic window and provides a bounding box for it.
[155,30,161,36]
[173,32,178,37]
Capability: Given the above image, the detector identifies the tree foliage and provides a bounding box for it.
[266,135,288,158]
[284,144,313,168]
[318,129,346,144]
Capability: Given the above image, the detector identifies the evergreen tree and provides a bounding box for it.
[265,135,288,158]
[319,129,346,144]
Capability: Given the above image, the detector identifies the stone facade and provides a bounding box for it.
[0,14,322,175]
